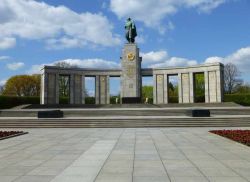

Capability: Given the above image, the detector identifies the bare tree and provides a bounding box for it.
[54,61,78,68]
[0,85,4,95]
[224,63,242,94]
[54,61,88,97]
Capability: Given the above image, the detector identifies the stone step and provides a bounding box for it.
[1,124,250,128]
[0,117,250,127]
[1,108,250,117]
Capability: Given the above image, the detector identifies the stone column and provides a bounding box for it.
[95,75,100,104]
[47,73,57,104]
[204,71,209,103]
[189,72,194,103]
[164,74,168,104]
[100,76,107,104]
[183,73,190,103]
[82,75,85,104]
[55,73,59,104]
[73,74,83,104]
[208,71,217,102]
[216,70,223,102]
[95,75,109,104]
[155,74,164,104]
[178,73,183,103]
[106,76,110,104]
[70,74,75,104]
[40,70,48,104]
[153,74,157,104]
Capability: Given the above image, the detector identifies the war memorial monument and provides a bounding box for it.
[40,18,224,105]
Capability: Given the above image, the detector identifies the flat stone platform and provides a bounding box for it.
[0,127,249,182]
[20,102,241,109]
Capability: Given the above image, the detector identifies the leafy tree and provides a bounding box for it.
[142,85,153,99]
[194,73,205,96]
[168,82,178,97]
[2,75,40,96]
[224,63,243,94]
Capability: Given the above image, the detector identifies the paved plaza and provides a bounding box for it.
[0,127,250,182]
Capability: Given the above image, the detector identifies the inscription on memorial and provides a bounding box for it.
[126,65,135,78]
[157,75,163,82]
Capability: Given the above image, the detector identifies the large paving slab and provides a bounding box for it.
[0,127,249,182]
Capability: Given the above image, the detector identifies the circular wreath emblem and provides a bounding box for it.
[127,52,135,61]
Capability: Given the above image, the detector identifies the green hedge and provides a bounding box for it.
[194,95,205,103]
[0,96,40,109]
[59,97,96,104]
[85,97,95,104]
[168,96,178,103]
[1,94,250,109]
[224,94,250,106]
[110,96,120,104]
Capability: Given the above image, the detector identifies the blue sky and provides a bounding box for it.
[0,0,250,95]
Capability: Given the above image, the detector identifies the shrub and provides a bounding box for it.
[0,131,24,138]
[168,96,178,103]
[224,94,250,106]
[59,97,69,104]
[194,95,205,103]
[110,96,120,104]
[85,97,95,104]
[0,96,40,109]
[210,130,250,146]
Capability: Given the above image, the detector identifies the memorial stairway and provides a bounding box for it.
[0,103,250,128]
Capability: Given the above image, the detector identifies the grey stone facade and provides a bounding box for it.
[121,43,142,102]
[41,43,224,105]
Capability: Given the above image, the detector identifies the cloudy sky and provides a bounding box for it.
[0,0,250,95]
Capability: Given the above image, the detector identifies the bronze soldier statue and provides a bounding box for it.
[125,18,137,43]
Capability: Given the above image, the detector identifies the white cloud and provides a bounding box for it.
[136,35,146,44]
[146,47,250,73]
[141,51,168,63]
[0,0,120,49]
[110,0,228,33]
[6,62,24,70]
[0,56,10,61]
[141,50,197,68]
[27,59,120,74]
[150,57,198,68]
[0,79,6,86]
[205,46,250,73]
[28,64,46,74]
[0,37,16,50]
[55,59,120,69]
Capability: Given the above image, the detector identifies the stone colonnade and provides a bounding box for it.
[41,63,224,104]
[153,63,224,104]
[40,67,121,105]
[41,74,111,105]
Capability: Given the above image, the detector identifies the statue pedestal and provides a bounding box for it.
[120,43,142,103]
